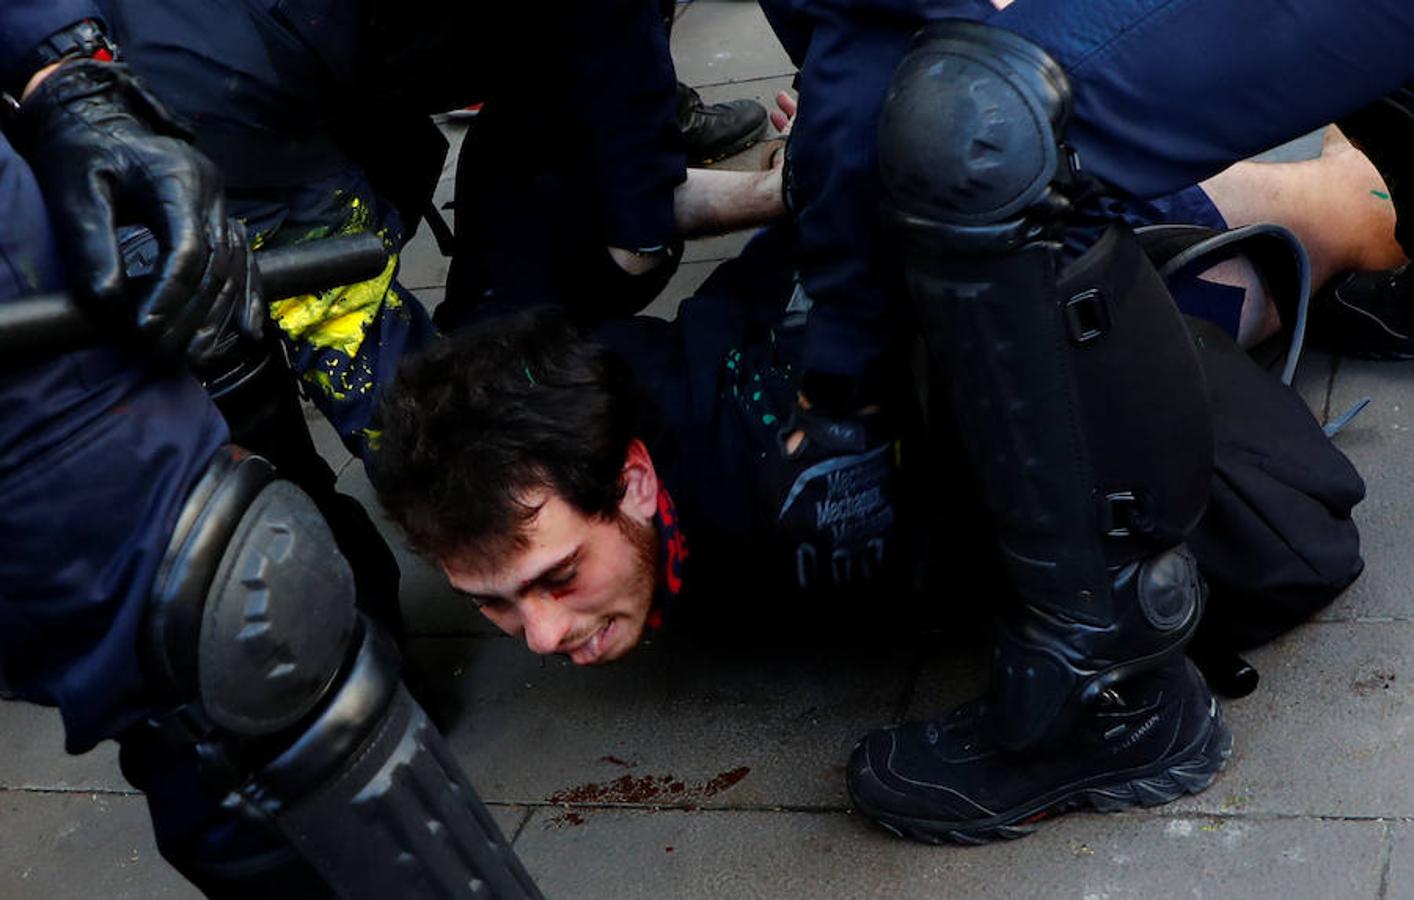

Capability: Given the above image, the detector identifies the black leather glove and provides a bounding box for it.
[770,405,903,592]
[15,60,261,363]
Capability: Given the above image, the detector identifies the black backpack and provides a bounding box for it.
[1143,225,1366,659]
[1186,314,1365,649]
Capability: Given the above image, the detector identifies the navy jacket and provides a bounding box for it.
[0,0,102,89]
[593,224,928,637]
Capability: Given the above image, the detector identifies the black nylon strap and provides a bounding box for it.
[5,19,116,99]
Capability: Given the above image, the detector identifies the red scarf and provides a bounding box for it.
[646,487,688,630]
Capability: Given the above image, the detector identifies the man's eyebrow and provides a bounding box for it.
[517,546,582,595]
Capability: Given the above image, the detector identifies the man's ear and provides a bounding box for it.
[618,438,660,523]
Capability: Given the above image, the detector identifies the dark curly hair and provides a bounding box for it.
[370,308,639,570]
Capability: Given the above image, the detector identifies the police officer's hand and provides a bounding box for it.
[770,404,902,592]
[16,60,261,363]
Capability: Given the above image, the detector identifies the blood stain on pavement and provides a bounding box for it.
[546,766,753,827]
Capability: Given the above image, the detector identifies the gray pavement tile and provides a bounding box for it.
[428,635,912,808]
[0,702,128,793]
[304,403,354,476]
[396,543,498,636]
[398,215,452,291]
[672,0,795,86]
[683,229,758,265]
[1290,348,1335,421]
[432,173,457,212]
[1320,358,1414,623]
[512,807,1386,900]
[0,790,197,900]
[1389,824,1413,900]
[1165,621,1413,820]
[335,462,501,637]
[438,121,472,181]
[1252,130,1327,164]
[642,259,716,320]
[489,804,534,843]
[411,286,445,318]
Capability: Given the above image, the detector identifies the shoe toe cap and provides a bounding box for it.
[847,723,991,824]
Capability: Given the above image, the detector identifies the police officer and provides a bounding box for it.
[820,2,1414,843]
[1,7,538,896]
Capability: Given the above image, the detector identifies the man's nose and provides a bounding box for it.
[521,593,574,656]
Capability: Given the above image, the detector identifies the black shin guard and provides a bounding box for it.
[879,21,1213,749]
[141,447,541,898]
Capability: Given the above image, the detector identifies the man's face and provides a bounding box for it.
[441,489,659,665]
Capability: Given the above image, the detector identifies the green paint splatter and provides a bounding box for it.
[303,369,348,401]
[762,413,778,426]
[1372,189,1392,201]
[751,391,762,402]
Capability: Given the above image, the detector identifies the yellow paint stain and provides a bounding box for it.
[337,196,375,236]
[360,427,384,452]
[269,252,399,358]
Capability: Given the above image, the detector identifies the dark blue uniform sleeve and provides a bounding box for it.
[561,0,686,250]
[0,0,104,88]
[0,130,227,754]
[767,0,991,381]
[992,0,1414,200]
[109,0,437,461]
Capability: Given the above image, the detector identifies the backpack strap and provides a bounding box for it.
[1137,222,1312,385]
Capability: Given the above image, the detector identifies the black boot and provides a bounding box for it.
[1319,83,1414,360]
[1312,264,1414,360]
[676,82,767,166]
[877,21,1213,752]
[847,658,1231,845]
[1338,84,1414,256]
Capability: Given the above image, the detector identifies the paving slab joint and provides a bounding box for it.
[1377,821,1394,900]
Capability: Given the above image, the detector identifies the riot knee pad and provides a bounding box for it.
[879,21,1212,749]
[142,446,541,899]
[199,333,406,640]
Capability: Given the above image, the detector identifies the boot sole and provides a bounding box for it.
[851,701,1233,846]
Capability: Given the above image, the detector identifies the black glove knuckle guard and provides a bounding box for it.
[772,408,901,591]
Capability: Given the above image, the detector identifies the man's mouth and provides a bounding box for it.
[567,618,615,665]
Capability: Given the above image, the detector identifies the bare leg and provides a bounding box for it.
[1202,127,1404,285]
[1197,126,1405,346]
[609,93,793,274]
